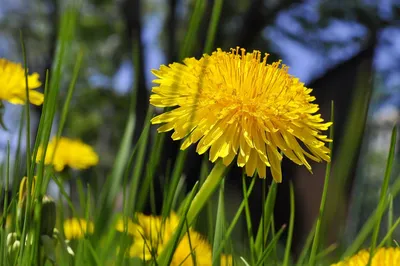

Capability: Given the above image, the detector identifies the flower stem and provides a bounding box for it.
[186,160,226,225]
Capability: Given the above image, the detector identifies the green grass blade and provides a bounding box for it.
[343,171,400,258]
[185,218,197,265]
[22,4,79,263]
[270,211,278,261]
[32,4,80,217]
[40,5,79,146]
[136,132,164,211]
[343,127,398,258]
[212,180,226,266]
[84,239,101,265]
[309,101,334,266]
[378,215,400,249]
[242,175,255,265]
[200,158,215,242]
[283,182,295,266]
[296,222,316,266]
[96,120,139,235]
[100,106,135,210]
[19,30,35,264]
[56,189,70,266]
[157,182,199,265]
[255,225,286,266]
[76,178,86,217]
[162,149,188,217]
[386,194,394,247]
[1,143,11,263]
[33,50,82,213]
[126,107,153,213]
[212,177,256,264]
[186,161,226,226]
[30,71,50,176]
[255,181,277,258]
[203,0,224,54]
[52,176,79,218]
[56,49,83,138]
[326,60,373,243]
[101,41,139,214]
[367,126,397,266]
[20,31,32,179]
[315,243,338,261]
[171,176,188,212]
[179,0,206,59]
[240,257,251,266]
[160,0,209,219]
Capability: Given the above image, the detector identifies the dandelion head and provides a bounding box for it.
[331,247,400,266]
[150,47,332,182]
[36,137,99,172]
[63,218,94,240]
[0,58,43,105]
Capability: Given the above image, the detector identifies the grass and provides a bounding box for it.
[0,0,399,265]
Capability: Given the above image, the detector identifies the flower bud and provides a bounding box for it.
[6,232,18,247]
[11,240,20,251]
[17,176,57,236]
[40,195,56,236]
[7,239,20,264]
[17,176,36,232]
[18,176,36,205]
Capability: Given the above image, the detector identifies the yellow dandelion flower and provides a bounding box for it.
[331,247,400,266]
[124,213,214,265]
[0,58,43,105]
[221,254,233,266]
[36,136,99,172]
[150,47,332,182]
[169,231,212,266]
[63,218,94,240]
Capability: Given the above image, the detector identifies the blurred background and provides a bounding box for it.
[0,0,399,258]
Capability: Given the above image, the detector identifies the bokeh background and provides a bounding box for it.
[0,0,399,258]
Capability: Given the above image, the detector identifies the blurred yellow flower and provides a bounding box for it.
[220,254,233,266]
[63,218,94,240]
[150,47,331,182]
[115,216,137,235]
[331,247,400,266]
[119,213,230,266]
[0,58,43,105]
[169,231,212,266]
[36,137,99,172]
